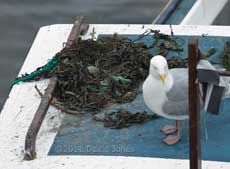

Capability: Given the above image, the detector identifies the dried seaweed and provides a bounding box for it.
[93,110,160,129]
[138,29,184,55]
[167,57,187,69]
[15,32,187,115]
[44,35,152,112]
[221,41,230,70]
[154,34,182,51]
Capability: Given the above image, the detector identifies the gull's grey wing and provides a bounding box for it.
[162,68,189,116]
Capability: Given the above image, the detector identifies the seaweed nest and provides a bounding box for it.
[46,35,152,112]
[16,31,187,115]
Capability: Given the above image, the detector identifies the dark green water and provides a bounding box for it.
[0,0,168,109]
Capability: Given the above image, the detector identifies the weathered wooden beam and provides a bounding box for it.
[24,77,57,160]
[66,16,89,47]
[24,16,88,160]
[188,38,202,169]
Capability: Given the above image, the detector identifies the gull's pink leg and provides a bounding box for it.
[160,124,177,135]
[163,120,182,145]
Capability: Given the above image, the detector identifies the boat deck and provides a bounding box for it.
[1,24,230,169]
[49,33,230,162]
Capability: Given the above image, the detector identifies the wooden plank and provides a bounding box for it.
[24,17,89,160]
[188,38,201,169]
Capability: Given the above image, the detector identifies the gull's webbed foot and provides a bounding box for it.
[163,135,181,145]
[160,125,177,135]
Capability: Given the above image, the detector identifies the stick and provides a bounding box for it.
[24,77,57,160]
[24,16,88,160]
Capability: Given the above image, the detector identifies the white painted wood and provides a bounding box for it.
[1,24,230,169]
[181,0,228,25]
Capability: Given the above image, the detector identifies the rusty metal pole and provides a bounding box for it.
[188,37,201,169]
[24,16,89,160]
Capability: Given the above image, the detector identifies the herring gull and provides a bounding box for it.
[142,55,230,145]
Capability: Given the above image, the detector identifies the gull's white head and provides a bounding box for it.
[150,55,169,83]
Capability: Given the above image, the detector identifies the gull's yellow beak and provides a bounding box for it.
[160,74,166,83]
